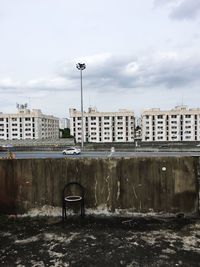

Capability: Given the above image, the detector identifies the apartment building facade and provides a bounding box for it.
[0,105,59,140]
[69,107,135,143]
[141,105,200,142]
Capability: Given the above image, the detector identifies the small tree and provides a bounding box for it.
[60,128,73,138]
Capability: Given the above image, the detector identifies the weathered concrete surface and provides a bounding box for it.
[0,216,200,267]
[0,157,199,215]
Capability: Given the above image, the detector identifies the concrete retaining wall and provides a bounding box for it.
[0,157,199,215]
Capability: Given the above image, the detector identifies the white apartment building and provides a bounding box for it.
[69,107,135,143]
[0,105,59,140]
[141,105,200,142]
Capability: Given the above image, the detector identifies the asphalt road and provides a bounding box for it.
[1,150,200,159]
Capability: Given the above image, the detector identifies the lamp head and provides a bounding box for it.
[76,63,86,70]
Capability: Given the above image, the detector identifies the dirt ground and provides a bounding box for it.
[0,215,200,267]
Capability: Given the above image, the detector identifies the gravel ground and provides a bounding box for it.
[0,215,200,267]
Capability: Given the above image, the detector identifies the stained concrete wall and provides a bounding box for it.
[0,157,199,215]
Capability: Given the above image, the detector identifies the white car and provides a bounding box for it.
[62,147,81,155]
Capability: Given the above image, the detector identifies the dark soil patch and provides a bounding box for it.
[0,215,200,266]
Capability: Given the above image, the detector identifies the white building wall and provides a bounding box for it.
[0,107,59,140]
[141,106,200,142]
[69,107,135,143]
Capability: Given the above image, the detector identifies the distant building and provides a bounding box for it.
[59,118,70,129]
[135,117,142,140]
[69,107,135,143]
[141,105,200,142]
[0,104,59,140]
[135,126,142,140]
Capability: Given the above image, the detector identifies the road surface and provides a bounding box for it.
[1,151,200,159]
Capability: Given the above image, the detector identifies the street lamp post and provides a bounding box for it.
[76,63,86,148]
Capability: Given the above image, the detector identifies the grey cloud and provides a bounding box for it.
[0,86,18,93]
[1,53,200,96]
[60,54,200,92]
[154,0,200,20]
[0,85,24,94]
[170,0,200,20]
[0,76,75,97]
[154,0,174,7]
[135,56,200,88]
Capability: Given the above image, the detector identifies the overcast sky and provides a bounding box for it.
[0,0,200,118]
